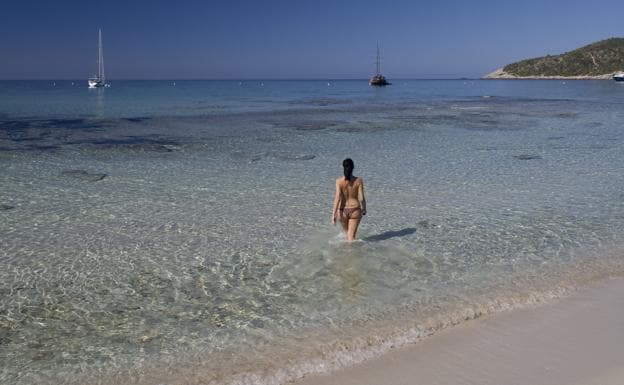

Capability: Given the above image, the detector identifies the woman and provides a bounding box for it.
[332,158,367,241]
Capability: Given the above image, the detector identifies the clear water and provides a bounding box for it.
[2,80,624,384]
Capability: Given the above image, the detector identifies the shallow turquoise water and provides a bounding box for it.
[1,80,624,384]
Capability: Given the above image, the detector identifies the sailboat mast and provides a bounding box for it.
[376,43,381,75]
[98,29,105,82]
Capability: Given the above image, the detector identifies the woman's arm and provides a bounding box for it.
[358,178,367,215]
[331,179,341,225]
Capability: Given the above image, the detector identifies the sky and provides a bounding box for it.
[0,0,622,79]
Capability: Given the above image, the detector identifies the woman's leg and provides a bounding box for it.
[339,213,349,233]
[346,218,361,241]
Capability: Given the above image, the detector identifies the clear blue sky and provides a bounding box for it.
[1,0,622,79]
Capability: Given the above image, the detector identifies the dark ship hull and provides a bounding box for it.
[369,75,390,86]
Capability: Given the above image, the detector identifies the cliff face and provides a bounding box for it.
[484,38,624,79]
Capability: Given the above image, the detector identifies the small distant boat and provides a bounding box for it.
[88,29,107,88]
[369,44,390,86]
[614,72,624,82]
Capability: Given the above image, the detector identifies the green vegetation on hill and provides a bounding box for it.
[503,38,624,77]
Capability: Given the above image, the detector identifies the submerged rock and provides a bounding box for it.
[123,117,151,123]
[554,112,578,118]
[61,170,107,182]
[418,220,438,229]
[233,151,316,162]
[513,154,542,160]
[272,153,316,161]
[271,120,341,131]
[86,138,180,153]
[121,143,177,153]
[231,151,266,162]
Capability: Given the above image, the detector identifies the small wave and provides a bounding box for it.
[13,273,616,385]
[214,273,621,385]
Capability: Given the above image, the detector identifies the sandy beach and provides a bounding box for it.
[295,277,624,385]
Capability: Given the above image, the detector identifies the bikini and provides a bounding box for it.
[340,207,361,219]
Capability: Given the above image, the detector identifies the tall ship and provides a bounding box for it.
[88,29,107,88]
[369,44,390,86]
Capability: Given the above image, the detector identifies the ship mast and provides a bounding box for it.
[98,29,105,82]
[376,43,381,76]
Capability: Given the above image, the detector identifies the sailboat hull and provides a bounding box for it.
[88,79,105,88]
[369,75,390,86]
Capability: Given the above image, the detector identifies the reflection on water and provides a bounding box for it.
[91,86,106,117]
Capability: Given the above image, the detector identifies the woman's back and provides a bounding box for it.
[337,177,362,208]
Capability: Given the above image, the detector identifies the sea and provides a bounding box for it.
[1,79,624,385]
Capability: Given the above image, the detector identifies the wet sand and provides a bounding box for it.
[295,277,624,385]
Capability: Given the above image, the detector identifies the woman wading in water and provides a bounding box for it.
[332,158,367,241]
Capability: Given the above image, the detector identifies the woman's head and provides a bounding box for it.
[343,158,354,181]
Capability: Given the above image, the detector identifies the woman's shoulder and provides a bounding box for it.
[336,176,364,184]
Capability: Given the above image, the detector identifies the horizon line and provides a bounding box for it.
[0,77,484,81]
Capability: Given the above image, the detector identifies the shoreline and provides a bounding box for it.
[71,269,624,385]
[295,277,624,385]
[481,68,615,80]
[482,68,617,80]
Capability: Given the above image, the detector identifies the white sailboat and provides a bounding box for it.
[88,29,107,88]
